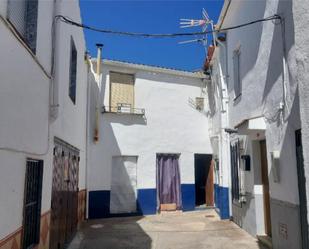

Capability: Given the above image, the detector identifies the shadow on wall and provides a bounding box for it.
[103,113,147,126]
[262,0,295,115]
[87,121,153,248]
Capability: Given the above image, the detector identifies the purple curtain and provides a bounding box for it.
[156,154,182,210]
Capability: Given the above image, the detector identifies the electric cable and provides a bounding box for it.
[55,14,281,38]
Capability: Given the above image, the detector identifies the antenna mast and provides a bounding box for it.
[179,8,215,53]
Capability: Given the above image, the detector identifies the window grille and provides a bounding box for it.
[233,48,241,99]
[230,140,240,201]
[22,159,43,249]
[7,0,38,53]
[69,38,77,104]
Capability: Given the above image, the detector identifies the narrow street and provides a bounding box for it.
[68,210,265,249]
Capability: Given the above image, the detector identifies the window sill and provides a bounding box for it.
[101,106,145,116]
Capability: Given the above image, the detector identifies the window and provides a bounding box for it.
[110,72,134,112]
[230,140,240,202]
[195,97,204,111]
[233,48,241,99]
[7,0,38,53]
[69,38,77,104]
[22,159,43,249]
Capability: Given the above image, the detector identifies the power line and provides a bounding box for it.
[56,14,281,38]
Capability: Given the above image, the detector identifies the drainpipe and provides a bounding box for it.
[215,36,233,218]
[93,44,103,143]
[50,0,59,120]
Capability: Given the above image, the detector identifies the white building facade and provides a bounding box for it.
[87,60,213,218]
[208,0,308,248]
[0,1,88,249]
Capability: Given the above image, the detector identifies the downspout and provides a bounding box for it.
[214,36,232,218]
[85,51,91,219]
[93,44,103,143]
[50,0,59,120]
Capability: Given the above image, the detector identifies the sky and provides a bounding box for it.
[79,0,224,71]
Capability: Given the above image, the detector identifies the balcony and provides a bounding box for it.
[101,103,145,116]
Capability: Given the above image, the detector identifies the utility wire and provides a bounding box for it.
[56,14,281,38]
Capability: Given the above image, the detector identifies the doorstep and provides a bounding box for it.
[257,235,272,249]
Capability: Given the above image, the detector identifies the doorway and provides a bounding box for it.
[156,154,182,211]
[259,140,272,237]
[50,139,79,249]
[110,156,137,214]
[295,129,309,249]
[194,154,213,207]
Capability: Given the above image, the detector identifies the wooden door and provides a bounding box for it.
[50,139,79,249]
[260,140,272,237]
[205,160,214,206]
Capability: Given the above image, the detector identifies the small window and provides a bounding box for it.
[69,38,77,104]
[22,159,43,249]
[7,0,38,53]
[195,97,204,111]
[233,48,241,99]
[110,72,134,112]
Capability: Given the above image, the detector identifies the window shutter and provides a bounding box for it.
[233,50,241,98]
[69,39,77,104]
[110,72,134,112]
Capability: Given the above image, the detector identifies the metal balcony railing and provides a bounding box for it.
[101,104,145,115]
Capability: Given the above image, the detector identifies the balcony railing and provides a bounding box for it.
[101,104,145,116]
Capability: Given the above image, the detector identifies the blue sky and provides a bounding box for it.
[79,0,224,71]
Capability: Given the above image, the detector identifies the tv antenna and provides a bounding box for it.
[179,8,215,52]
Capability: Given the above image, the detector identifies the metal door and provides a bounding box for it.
[50,138,79,249]
[110,156,137,214]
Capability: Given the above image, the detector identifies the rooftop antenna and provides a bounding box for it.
[179,8,215,53]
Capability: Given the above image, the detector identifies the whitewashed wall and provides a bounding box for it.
[0,0,87,240]
[211,0,302,247]
[88,62,212,192]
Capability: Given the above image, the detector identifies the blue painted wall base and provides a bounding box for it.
[88,184,198,219]
[137,188,157,215]
[89,190,110,219]
[181,184,195,211]
[214,184,230,219]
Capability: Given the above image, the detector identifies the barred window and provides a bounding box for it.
[7,0,38,53]
[22,159,43,249]
[69,38,77,104]
[231,140,241,201]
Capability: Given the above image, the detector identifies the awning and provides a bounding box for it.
[234,116,266,140]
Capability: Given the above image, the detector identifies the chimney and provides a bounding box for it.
[94,43,103,143]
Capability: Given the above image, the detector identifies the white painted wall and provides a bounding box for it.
[223,0,300,205]
[209,0,303,245]
[293,0,309,230]
[0,0,87,240]
[88,62,212,193]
